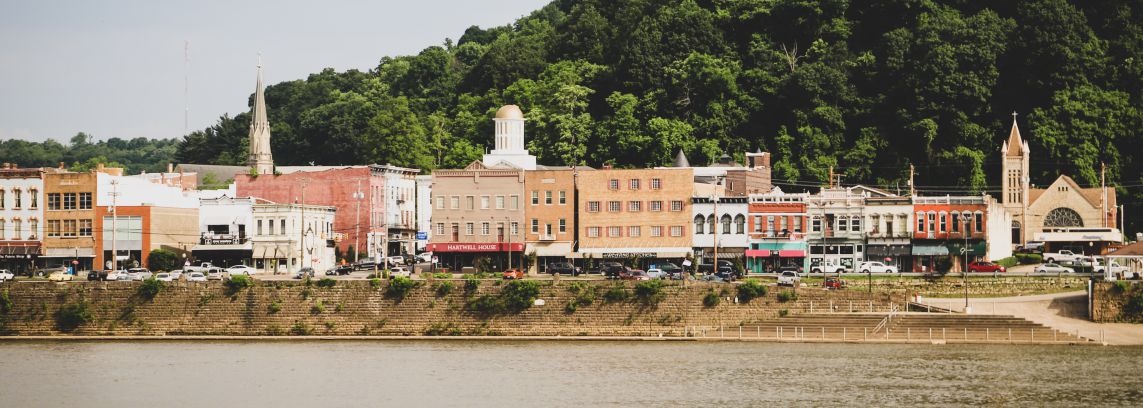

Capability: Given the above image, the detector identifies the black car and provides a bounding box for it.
[546,262,580,275]
[600,262,626,279]
[87,270,109,281]
[353,258,376,271]
[334,265,354,275]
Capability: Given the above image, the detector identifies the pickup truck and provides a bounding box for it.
[809,261,847,274]
[183,262,219,274]
[1094,261,1130,275]
[1043,250,1083,264]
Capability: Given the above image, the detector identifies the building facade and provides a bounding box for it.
[415,174,433,252]
[428,161,525,272]
[746,189,809,273]
[806,187,867,272]
[95,172,199,270]
[41,169,98,271]
[0,165,44,274]
[192,196,255,267]
[377,165,421,259]
[251,203,337,274]
[524,167,577,272]
[864,196,913,271]
[912,196,989,273]
[692,196,749,267]
[577,168,693,265]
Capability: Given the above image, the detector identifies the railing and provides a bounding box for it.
[684,324,1097,344]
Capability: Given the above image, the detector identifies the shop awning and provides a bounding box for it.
[746,249,805,257]
[778,250,805,257]
[912,245,949,256]
[191,243,253,252]
[0,245,40,255]
[528,242,573,257]
[866,245,911,257]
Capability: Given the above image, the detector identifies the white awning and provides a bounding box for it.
[527,242,573,257]
[191,243,253,252]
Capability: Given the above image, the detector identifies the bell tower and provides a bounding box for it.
[1000,112,1030,244]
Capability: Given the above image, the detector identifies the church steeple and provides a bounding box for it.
[248,54,274,175]
[1003,111,1028,157]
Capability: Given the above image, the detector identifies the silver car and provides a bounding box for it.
[1036,263,1075,274]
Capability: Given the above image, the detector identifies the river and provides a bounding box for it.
[1,340,1140,407]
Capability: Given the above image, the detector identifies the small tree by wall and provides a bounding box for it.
[147,249,180,272]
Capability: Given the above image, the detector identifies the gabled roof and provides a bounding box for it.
[1031,175,1117,210]
[1005,118,1025,157]
[1109,241,1143,257]
[849,184,897,197]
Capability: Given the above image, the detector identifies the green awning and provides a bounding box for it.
[912,245,949,256]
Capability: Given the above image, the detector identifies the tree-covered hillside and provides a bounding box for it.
[172,0,1139,228]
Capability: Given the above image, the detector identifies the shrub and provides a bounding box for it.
[1015,253,1043,264]
[1124,291,1143,319]
[996,257,1018,268]
[335,302,344,313]
[935,257,953,274]
[225,274,254,294]
[0,290,13,314]
[311,299,326,314]
[464,294,505,315]
[146,249,180,272]
[778,309,789,317]
[433,273,451,279]
[268,301,282,314]
[702,291,720,307]
[1113,281,1130,293]
[370,277,382,289]
[564,301,578,314]
[434,281,454,297]
[386,276,421,302]
[736,279,767,303]
[777,290,798,303]
[55,301,93,332]
[501,280,540,312]
[603,285,631,303]
[290,321,312,336]
[634,280,666,305]
[464,277,480,293]
[300,287,313,299]
[136,277,165,300]
[316,278,337,288]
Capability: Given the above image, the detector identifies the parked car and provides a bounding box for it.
[334,265,354,275]
[620,268,650,281]
[48,271,73,282]
[823,277,847,289]
[128,268,153,281]
[1043,250,1083,265]
[387,256,406,266]
[1035,263,1075,274]
[654,263,684,278]
[857,261,898,274]
[155,273,173,282]
[183,262,219,274]
[714,269,737,282]
[810,261,847,274]
[106,269,130,281]
[353,258,377,271]
[698,260,737,275]
[700,273,728,282]
[599,262,626,279]
[227,265,257,275]
[502,269,524,280]
[1016,241,1045,254]
[967,261,1006,273]
[776,265,803,276]
[205,269,226,280]
[0,269,13,281]
[169,270,183,280]
[85,270,107,281]
[777,271,800,286]
[186,272,207,282]
[546,262,580,276]
[293,267,315,279]
[390,266,411,278]
[646,268,667,279]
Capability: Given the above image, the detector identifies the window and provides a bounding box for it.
[280,219,286,235]
[47,193,60,210]
[587,201,600,212]
[29,189,38,209]
[587,227,601,238]
[975,212,983,233]
[649,201,662,212]
[694,216,705,234]
[545,223,553,236]
[707,215,715,234]
[721,215,731,233]
[651,178,661,190]
[451,196,460,209]
[12,190,21,209]
[753,216,762,233]
[480,196,490,209]
[628,226,641,237]
[766,216,775,233]
[927,212,936,232]
[77,219,91,237]
[608,201,621,212]
[735,215,745,234]
[466,223,474,235]
[532,219,539,234]
[510,195,519,210]
[628,201,641,212]
[608,226,622,237]
[651,226,663,237]
[559,219,566,233]
[29,219,37,238]
[61,219,75,237]
[545,191,552,205]
[511,222,518,235]
[436,196,444,209]
[481,222,490,235]
[886,219,895,236]
[0,190,5,209]
[812,217,821,232]
[268,219,275,235]
[46,220,60,237]
[559,191,566,205]
[436,223,444,235]
[63,193,77,210]
[851,217,861,232]
[0,219,4,239]
[608,179,619,190]
[79,193,92,209]
[532,191,539,205]
[466,196,474,210]
[951,213,960,233]
[629,179,640,190]
[670,226,684,237]
[838,217,848,232]
[496,195,505,209]
[939,212,947,233]
[917,212,925,232]
[794,217,802,233]
[670,200,684,211]
[257,219,263,235]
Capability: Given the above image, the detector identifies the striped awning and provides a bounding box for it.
[912,245,949,256]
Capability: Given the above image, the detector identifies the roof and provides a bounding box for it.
[175,164,246,185]
[1109,242,1143,257]
[1006,118,1024,157]
[673,150,690,168]
[275,165,369,174]
[495,105,524,120]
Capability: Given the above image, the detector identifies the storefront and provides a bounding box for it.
[574,248,690,270]
[427,242,525,272]
[808,243,864,272]
[528,241,573,273]
[865,244,912,272]
[0,244,40,275]
[40,247,95,273]
[191,242,253,268]
[912,241,985,273]
[746,242,806,273]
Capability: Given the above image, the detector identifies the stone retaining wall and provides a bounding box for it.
[0,280,904,337]
[1092,281,1143,323]
[841,275,1088,297]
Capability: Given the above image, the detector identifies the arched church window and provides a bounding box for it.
[1043,208,1083,228]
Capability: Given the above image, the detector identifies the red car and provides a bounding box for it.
[822,277,847,289]
[502,269,524,279]
[967,261,1006,273]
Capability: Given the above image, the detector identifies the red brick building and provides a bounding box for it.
[912,196,988,272]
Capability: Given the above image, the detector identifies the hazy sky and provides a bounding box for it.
[0,0,550,143]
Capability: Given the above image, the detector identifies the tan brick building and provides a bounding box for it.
[428,161,525,272]
[41,169,98,270]
[523,167,579,272]
[577,167,693,265]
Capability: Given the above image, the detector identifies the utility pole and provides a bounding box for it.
[909,164,915,197]
[299,177,309,272]
[828,166,834,188]
[1101,162,1107,228]
[110,179,120,272]
[353,178,364,264]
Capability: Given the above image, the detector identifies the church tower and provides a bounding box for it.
[1000,112,1030,244]
[247,56,274,175]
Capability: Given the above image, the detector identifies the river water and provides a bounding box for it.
[1,340,1140,407]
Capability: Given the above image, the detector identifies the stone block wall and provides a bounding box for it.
[1092,281,1143,323]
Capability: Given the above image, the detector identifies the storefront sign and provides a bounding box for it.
[601,252,657,259]
[428,243,524,252]
[207,238,236,245]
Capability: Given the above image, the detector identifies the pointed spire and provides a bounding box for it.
[673,149,690,168]
[248,53,274,174]
[1005,111,1024,157]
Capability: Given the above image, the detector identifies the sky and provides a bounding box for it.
[0,0,550,143]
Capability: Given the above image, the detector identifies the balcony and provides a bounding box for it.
[199,234,248,245]
[539,234,556,241]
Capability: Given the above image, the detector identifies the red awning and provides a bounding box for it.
[779,250,805,257]
[427,243,525,253]
[745,249,768,257]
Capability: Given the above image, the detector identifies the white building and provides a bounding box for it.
[251,203,337,274]
[0,166,44,274]
[416,174,432,252]
[193,196,256,267]
[692,195,750,264]
[376,164,421,258]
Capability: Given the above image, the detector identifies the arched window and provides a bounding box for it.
[1044,207,1084,228]
[707,215,716,234]
[721,214,732,234]
[694,215,705,235]
[1011,220,1022,243]
[734,215,746,234]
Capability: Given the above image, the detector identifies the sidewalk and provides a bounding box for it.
[919,291,1143,345]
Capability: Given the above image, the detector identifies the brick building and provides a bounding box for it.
[524,167,579,272]
[41,169,98,271]
[577,167,693,266]
[745,189,809,273]
[428,161,525,272]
